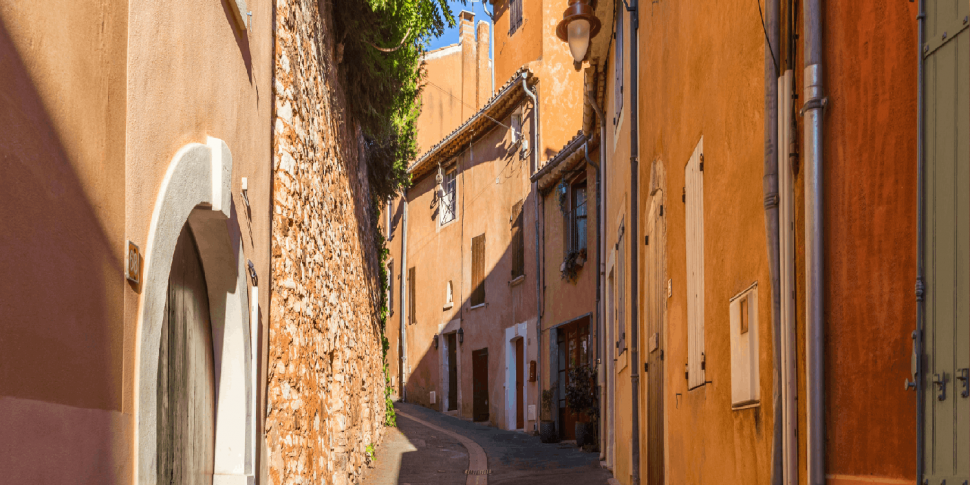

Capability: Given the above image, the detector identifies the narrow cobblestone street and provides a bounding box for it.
[363,402,612,485]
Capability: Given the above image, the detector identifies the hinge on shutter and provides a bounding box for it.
[701,352,706,370]
[645,235,649,246]
[682,187,686,203]
[644,362,649,373]
[699,153,704,172]
[659,205,664,216]
[685,363,689,380]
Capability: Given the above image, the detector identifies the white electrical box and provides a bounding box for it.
[528,404,536,421]
[730,283,760,408]
[430,391,436,404]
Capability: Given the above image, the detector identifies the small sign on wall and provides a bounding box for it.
[126,240,141,284]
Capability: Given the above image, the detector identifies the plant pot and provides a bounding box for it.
[539,420,559,443]
[574,421,595,448]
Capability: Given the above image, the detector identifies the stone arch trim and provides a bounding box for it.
[135,137,255,484]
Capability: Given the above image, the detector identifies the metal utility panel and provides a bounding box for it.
[729,284,760,408]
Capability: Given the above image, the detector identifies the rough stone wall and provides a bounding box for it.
[267,0,386,483]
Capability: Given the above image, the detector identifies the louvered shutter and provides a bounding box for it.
[471,234,486,306]
[511,201,524,278]
[685,138,705,389]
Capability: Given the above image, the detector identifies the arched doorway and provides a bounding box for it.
[156,223,216,485]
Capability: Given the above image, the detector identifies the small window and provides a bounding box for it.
[509,0,523,35]
[511,200,525,278]
[571,181,588,253]
[471,234,486,306]
[445,280,454,308]
[440,168,457,226]
[387,259,394,316]
[511,113,522,144]
[408,267,416,325]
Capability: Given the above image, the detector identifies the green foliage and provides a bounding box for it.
[565,365,599,422]
[332,0,456,202]
[366,443,376,462]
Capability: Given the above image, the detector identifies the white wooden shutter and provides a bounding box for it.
[686,138,705,389]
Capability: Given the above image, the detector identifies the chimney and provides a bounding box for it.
[460,11,477,120]
[476,21,492,109]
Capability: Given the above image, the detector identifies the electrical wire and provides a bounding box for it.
[424,79,511,130]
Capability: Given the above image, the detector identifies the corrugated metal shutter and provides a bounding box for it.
[512,200,525,278]
[408,267,416,325]
[471,234,486,306]
[685,138,705,390]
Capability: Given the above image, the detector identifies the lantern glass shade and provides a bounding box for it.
[567,18,591,63]
[458,328,464,344]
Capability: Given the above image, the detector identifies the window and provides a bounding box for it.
[511,113,522,144]
[445,280,454,308]
[571,181,588,253]
[509,0,523,35]
[685,138,705,389]
[440,168,457,225]
[408,267,416,325]
[471,234,486,306]
[511,200,525,278]
[387,259,394,316]
[613,5,624,126]
[386,200,393,239]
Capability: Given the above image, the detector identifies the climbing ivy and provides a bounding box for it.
[374,217,397,427]
[331,0,456,202]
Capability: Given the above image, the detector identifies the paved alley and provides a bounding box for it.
[362,402,612,485]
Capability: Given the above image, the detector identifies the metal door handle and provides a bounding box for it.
[905,331,919,391]
[957,368,969,398]
[933,373,947,401]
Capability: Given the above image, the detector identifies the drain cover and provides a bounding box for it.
[464,470,492,475]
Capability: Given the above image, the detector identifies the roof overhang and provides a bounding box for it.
[531,131,599,192]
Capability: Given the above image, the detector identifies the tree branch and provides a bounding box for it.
[365,27,413,52]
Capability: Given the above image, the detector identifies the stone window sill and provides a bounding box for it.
[469,303,486,311]
[443,302,454,310]
[509,275,526,287]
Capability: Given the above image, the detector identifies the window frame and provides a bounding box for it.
[439,166,458,227]
[509,0,523,36]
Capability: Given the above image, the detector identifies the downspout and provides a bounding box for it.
[912,0,927,480]
[523,74,544,419]
[763,0,782,484]
[626,0,642,482]
[400,190,409,402]
[802,0,826,482]
[586,90,607,461]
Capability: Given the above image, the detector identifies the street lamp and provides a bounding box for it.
[555,0,602,64]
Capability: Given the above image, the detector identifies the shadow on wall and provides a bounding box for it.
[401,123,536,429]
[0,12,129,483]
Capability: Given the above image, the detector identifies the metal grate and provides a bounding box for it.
[465,470,492,475]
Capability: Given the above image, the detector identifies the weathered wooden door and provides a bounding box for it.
[558,318,590,440]
[922,0,969,482]
[644,195,665,485]
[516,338,524,429]
[157,225,215,485]
[473,348,489,422]
[447,334,458,411]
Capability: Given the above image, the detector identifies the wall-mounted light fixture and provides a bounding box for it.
[433,334,439,349]
[457,327,464,345]
[555,0,602,64]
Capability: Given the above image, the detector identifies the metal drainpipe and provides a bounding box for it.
[912,0,927,479]
[626,0,642,482]
[523,75,544,418]
[763,0,782,483]
[400,189,409,402]
[586,90,607,461]
[802,0,826,481]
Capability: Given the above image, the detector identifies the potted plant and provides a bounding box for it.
[565,364,598,448]
[539,389,558,443]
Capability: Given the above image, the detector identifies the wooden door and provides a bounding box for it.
[558,318,590,440]
[448,334,458,411]
[157,225,215,485]
[922,0,969,482]
[516,338,524,429]
[644,197,665,485]
[473,349,489,422]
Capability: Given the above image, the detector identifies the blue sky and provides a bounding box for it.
[426,0,494,60]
